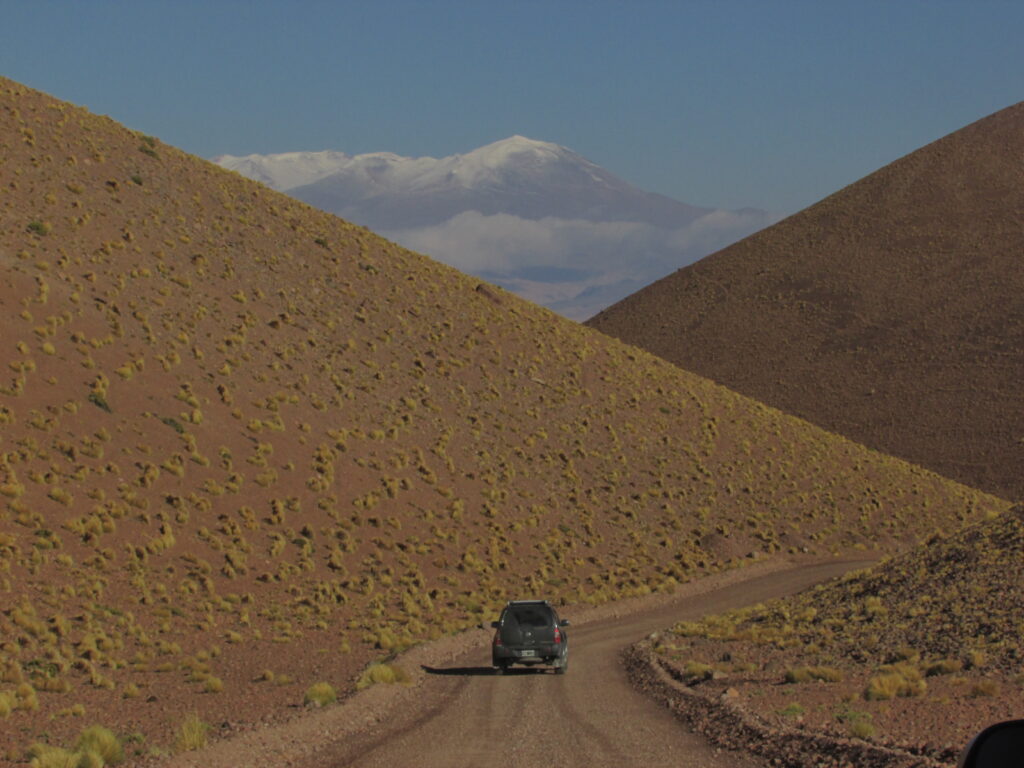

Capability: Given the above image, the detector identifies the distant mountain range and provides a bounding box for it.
[214,137,778,319]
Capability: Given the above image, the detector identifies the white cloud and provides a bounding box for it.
[382,208,779,320]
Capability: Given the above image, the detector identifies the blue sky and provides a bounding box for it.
[2,1,1022,212]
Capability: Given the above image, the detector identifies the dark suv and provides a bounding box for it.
[490,600,570,674]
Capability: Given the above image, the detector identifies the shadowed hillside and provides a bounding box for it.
[651,505,1024,761]
[588,102,1024,501]
[0,78,1008,762]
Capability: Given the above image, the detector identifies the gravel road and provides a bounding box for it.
[307,560,868,768]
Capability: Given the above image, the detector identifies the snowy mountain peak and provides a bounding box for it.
[214,149,353,191]
[212,136,587,193]
[466,135,567,162]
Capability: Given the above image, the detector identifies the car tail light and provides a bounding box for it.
[492,630,502,647]
[553,626,562,644]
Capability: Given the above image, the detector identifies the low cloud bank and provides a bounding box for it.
[383,208,780,320]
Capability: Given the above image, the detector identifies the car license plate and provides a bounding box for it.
[520,650,536,658]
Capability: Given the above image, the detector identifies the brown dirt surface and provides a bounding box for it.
[0,76,1009,763]
[644,505,1024,765]
[151,557,864,768]
[587,100,1024,502]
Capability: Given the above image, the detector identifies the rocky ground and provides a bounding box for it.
[633,506,1024,766]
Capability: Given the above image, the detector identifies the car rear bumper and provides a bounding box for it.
[493,645,566,665]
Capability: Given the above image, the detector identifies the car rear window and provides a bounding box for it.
[508,605,552,628]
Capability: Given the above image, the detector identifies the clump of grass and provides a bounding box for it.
[76,725,124,765]
[0,690,15,717]
[849,718,876,740]
[88,392,111,413]
[160,416,185,434]
[681,660,714,682]
[356,662,410,690]
[304,681,337,707]
[25,743,84,768]
[969,679,999,697]
[836,703,877,740]
[924,658,962,676]
[864,664,926,700]
[26,724,123,768]
[777,702,805,718]
[174,712,208,752]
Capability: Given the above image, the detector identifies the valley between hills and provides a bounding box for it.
[0,76,1019,767]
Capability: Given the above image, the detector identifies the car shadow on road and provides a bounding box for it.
[421,665,548,676]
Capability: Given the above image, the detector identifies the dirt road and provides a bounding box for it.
[305,560,868,768]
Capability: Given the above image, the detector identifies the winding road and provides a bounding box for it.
[311,560,867,768]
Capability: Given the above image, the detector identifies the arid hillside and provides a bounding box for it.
[0,78,1008,763]
[650,504,1024,763]
[588,102,1024,502]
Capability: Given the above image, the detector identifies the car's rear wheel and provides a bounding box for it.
[495,662,509,675]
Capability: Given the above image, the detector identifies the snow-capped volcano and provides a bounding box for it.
[215,136,709,230]
[216,136,584,192]
[213,137,778,319]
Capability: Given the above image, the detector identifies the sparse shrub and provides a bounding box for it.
[0,691,14,717]
[891,646,921,663]
[356,662,410,690]
[203,676,224,693]
[16,682,39,711]
[966,650,987,669]
[864,664,926,700]
[304,681,337,707]
[777,702,805,718]
[75,725,124,765]
[88,392,111,413]
[25,743,83,768]
[25,723,122,768]
[174,712,208,752]
[849,718,876,740]
[969,679,999,697]
[836,704,876,738]
[160,416,185,434]
[924,658,962,676]
[681,661,714,682]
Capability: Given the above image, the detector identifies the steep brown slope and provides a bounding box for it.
[588,102,1024,501]
[0,78,1008,762]
[648,505,1024,763]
